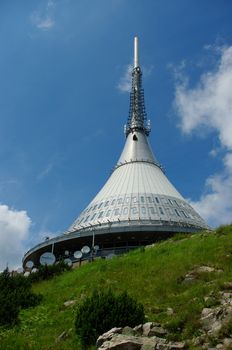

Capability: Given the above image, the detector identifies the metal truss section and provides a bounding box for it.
[125,67,150,137]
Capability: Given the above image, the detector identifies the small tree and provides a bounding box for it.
[28,260,71,283]
[0,269,42,326]
[75,289,145,348]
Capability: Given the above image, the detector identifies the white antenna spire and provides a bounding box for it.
[134,36,139,68]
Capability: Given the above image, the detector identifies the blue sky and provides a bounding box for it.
[1,0,232,270]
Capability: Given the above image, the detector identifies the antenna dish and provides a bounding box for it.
[94,245,99,251]
[81,246,90,254]
[64,250,69,256]
[31,268,38,273]
[74,251,83,259]
[25,260,34,269]
[24,271,30,277]
[40,252,56,266]
[64,258,72,267]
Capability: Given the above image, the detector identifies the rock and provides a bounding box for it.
[148,326,167,337]
[197,265,216,273]
[201,307,222,333]
[156,343,169,350]
[223,282,232,290]
[166,307,174,315]
[209,320,223,335]
[142,322,154,336]
[96,327,123,347]
[223,338,232,348]
[97,324,183,350]
[122,326,135,336]
[133,324,143,335]
[183,274,195,283]
[184,265,223,283]
[169,342,186,349]
[140,344,156,350]
[216,344,223,349]
[98,335,143,350]
[63,299,77,308]
[55,331,69,342]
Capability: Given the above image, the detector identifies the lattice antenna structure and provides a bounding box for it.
[125,37,151,137]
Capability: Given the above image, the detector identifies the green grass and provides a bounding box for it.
[0,225,232,349]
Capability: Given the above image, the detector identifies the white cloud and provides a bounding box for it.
[174,45,232,227]
[117,64,133,92]
[0,204,31,271]
[30,0,55,31]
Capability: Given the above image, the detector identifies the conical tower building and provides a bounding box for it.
[23,37,208,268]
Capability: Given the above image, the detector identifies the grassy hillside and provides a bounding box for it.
[0,225,232,349]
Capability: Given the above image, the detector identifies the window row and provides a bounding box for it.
[83,196,190,216]
[84,195,164,215]
[77,205,192,225]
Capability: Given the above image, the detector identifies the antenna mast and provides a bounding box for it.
[125,36,151,137]
[134,36,139,68]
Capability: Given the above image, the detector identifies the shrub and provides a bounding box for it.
[0,269,42,327]
[75,289,145,348]
[28,260,71,283]
[216,224,232,236]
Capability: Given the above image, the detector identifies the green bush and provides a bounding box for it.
[28,260,71,283]
[0,269,42,326]
[216,224,232,236]
[75,289,145,348]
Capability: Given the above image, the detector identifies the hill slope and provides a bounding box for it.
[0,225,232,349]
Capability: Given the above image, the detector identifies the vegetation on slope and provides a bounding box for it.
[0,269,42,327]
[0,225,232,349]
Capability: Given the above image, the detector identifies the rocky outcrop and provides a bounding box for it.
[192,289,232,349]
[96,323,186,350]
[200,292,232,337]
[183,265,223,283]
[96,279,232,350]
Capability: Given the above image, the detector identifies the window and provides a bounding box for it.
[168,199,173,205]
[93,205,97,211]
[141,196,145,203]
[141,206,146,214]
[117,198,122,204]
[147,196,152,203]
[125,197,130,204]
[111,199,116,205]
[114,208,120,216]
[98,202,103,209]
[175,209,180,217]
[174,200,179,207]
[123,207,128,215]
[155,197,159,204]
[132,196,137,203]
[149,207,155,215]
[105,201,110,207]
[98,211,104,218]
[84,215,90,222]
[78,218,84,224]
[181,210,188,218]
[159,207,164,215]
[133,134,138,141]
[131,207,138,214]
[91,213,96,220]
[106,210,111,217]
